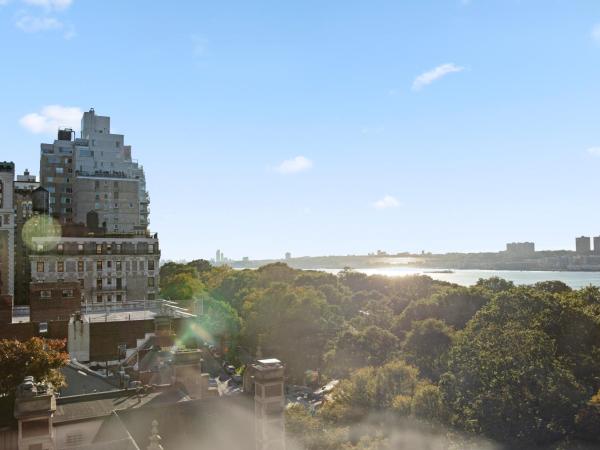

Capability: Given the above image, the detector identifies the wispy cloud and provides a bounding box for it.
[23,0,73,11]
[19,105,82,134]
[587,147,600,156]
[373,195,400,209]
[412,63,465,91]
[591,23,600,45]
[15,15,62,32]
[275,156,313,174]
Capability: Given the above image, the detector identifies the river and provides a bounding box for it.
[319,267,600,289]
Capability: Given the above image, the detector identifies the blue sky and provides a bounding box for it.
[2,0,600,261]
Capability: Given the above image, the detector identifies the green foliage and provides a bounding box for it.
[401,319,453,382]
[325,326,399,378]
[411,383,445,422]
[441,290,598,448]
[394,287,490,332]
[322,360,419,423]
[0,338,68,397]
[241,283,336,380]
[160,272,205,303]
[160,259,600,448]
[474,276,515,293]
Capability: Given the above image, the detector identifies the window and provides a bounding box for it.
[116,278,122,289]
[78,244,84,254]
[62,289,73,298]
[40,290,51,298]
[116,244,121,253]
[148,277,155,287]
[57,261,64,272]
[96,295,102,303]
[77,260,84,272]
[107,260,112,269]
[96,260,103,270]
[107,244,112,253]
[116,260,122,271]
[96,278,102,289]
[36,261,45,272]
[96,244,102,254]
[116,294,122,302]
[57,243,64,253]
[79,279,84,288]
[107,277,112,285]
[148,244,154,254]
[148,260,155,271]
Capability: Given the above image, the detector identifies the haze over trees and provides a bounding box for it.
[160,262,600,449]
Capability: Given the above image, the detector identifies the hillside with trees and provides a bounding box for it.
[160,261,600,449]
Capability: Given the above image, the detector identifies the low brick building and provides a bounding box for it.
[29,282,81,323]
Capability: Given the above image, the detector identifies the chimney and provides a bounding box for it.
[14,377,56,450]
[251,358,286,450]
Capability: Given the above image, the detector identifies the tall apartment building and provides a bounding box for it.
[34,109,159,305]
[40,109,150,233]
[0,162,15,297]
[576,236,591,254]
[593,236,600,255]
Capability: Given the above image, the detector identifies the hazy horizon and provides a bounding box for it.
[3,1,600,261]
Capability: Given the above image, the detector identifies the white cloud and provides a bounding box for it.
[587,147,600,156]
[373,195,400,210]
[412,63,465,91]
[275,156,313,174]
[19,105,82,134]
[23,0,73,10]
[15,15,62,32]
[591,23,600,45]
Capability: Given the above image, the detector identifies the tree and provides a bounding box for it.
[411,383,445,422]
[474,276,515,293]
[195,296,242,355]
[401,319,453,382]
[324,325,399,378]
[322,360,419,423]
[440,290,597,447]
[241,283,336,380]
[0,338,68,397]
[160,272,205,304]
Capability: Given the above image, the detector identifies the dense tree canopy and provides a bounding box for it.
[0,338,68,397]
[159,261,600,448]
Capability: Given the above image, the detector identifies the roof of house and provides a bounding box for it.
[59,364,120,397]
[54,386,190,424]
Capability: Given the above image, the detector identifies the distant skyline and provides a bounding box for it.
[3,1,600,261]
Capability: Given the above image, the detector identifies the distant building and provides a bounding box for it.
[216,249,222,263]
[505,242,535,257]
[594,236,600,255]
[576,236,591,254]
[285,252,291,260]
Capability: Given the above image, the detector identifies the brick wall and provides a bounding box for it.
[0,295,12,324]
[30,282,81,323]
[89,319,155,361]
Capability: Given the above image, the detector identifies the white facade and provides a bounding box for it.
[29,235,160,305]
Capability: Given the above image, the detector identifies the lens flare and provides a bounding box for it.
[21,215,62,251]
